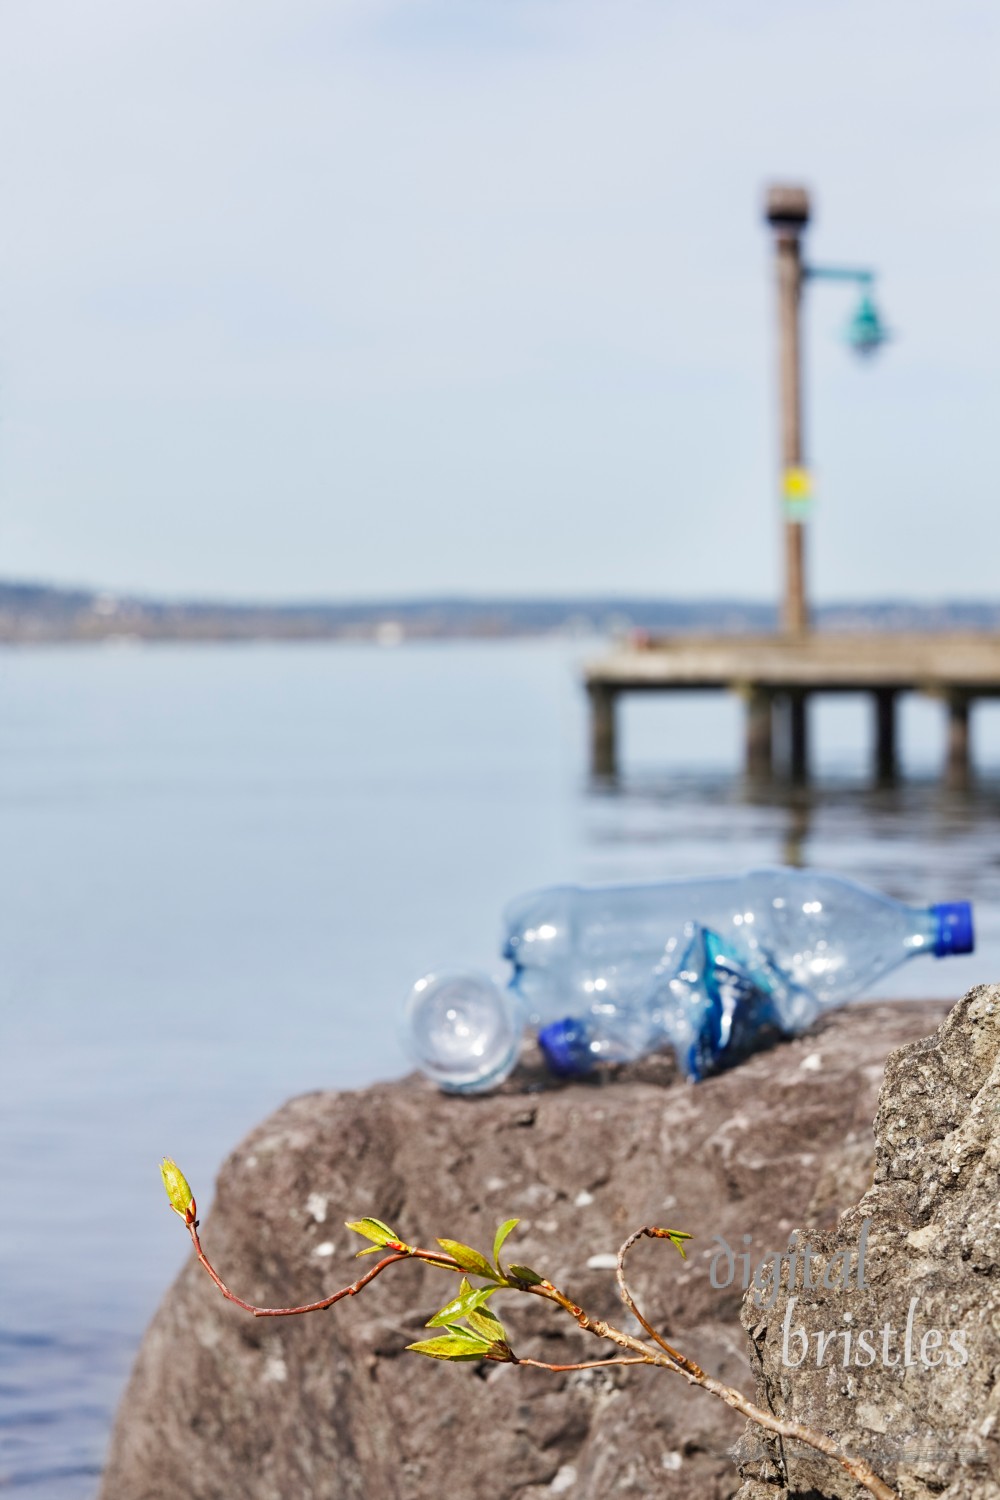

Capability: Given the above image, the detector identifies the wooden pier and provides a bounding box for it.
[585,633,1000,784]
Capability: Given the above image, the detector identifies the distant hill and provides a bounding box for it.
[0,579,998,643]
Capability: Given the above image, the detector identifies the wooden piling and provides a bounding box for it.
[946,692,972,787]
[743,685,774,778]
[873,688,898,783]
[588,683,618,779]
[788,690,809,782]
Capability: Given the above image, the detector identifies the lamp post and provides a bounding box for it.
[765,185,810,637]
[763,184,890,638]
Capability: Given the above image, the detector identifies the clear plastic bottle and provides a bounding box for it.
[404,869,973,1091]
[403,971,524,1095]
[502,869,972,1022]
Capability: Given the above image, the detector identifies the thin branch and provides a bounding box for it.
[185,1220,482,1319]
[186,1220,417,1317]
[615,1227,703,1374]
[168,1182,898,1500]
[614,1225,899,1500]
[515,1356,652,1373]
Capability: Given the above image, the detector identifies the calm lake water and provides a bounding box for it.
[3,639,1000,1496]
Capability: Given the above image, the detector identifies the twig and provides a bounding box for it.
[514,1356,650,1372]
[187,1218,413,1317]
[614,1225,899,1500]
[159,1162,898,1500]
[186,1216,482,1318]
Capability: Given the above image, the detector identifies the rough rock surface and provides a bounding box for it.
[736,984,1000,1500]
[101,1001,952,1500]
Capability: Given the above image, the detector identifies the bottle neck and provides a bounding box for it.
[902,903,975,961]
[902,908,941,959]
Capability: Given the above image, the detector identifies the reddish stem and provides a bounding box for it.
[187,1221,409,1317]
[515,1356,649,1372]
[185,1223,468,1318]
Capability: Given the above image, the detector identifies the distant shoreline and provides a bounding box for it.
[2,580,999,644]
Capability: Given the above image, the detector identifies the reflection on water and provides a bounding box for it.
[2,642,999,1496]
[582,774,1000,1000]
[590,772,1000,878]
[780,796,811,867]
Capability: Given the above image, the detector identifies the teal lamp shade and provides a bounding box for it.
[845,291,890,357]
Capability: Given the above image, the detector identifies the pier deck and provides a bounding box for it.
[584,633,1000,783]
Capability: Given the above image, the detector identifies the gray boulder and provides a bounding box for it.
[101,1000,955,1500]
[736,984,1000,1500]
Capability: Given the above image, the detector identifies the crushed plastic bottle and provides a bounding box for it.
[538,921,814,1081]
[503,870,973,1023]
[403,868,974,1091]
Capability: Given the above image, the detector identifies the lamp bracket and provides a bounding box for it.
[805,265,876,286]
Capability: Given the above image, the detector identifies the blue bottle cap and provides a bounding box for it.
[931,902,975,957]
[538,1016,593,1077]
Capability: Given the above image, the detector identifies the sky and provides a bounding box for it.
[0,0,997,603]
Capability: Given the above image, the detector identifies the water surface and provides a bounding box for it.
[2,640,999,1495]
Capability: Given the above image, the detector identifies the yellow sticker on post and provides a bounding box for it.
[782,466,814,519]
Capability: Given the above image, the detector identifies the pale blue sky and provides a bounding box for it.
[0,0,996,601]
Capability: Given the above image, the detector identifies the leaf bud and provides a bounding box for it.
[160,1158,196,1224]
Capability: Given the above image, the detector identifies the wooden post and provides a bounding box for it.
[588,684,618,779]
[765,185,811,638]
[788,690,809,782]
[945,692,971,788]
[743,684,774,778]
[873,689,898,783]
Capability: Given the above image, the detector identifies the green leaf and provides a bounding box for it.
[492,1218,519,1268]
[427,1275,474,1325]
[407,1333,493,1362]
[436,1239,500,1281]
[426,1279,498,1328]
[345,1217,400,1249]
[507,1264,544,1286]
[466,1305,507,1343]
[667,1230,691,1260]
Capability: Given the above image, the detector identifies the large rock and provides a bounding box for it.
[736,984,1000,1500]
[101,1001,952,1500]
